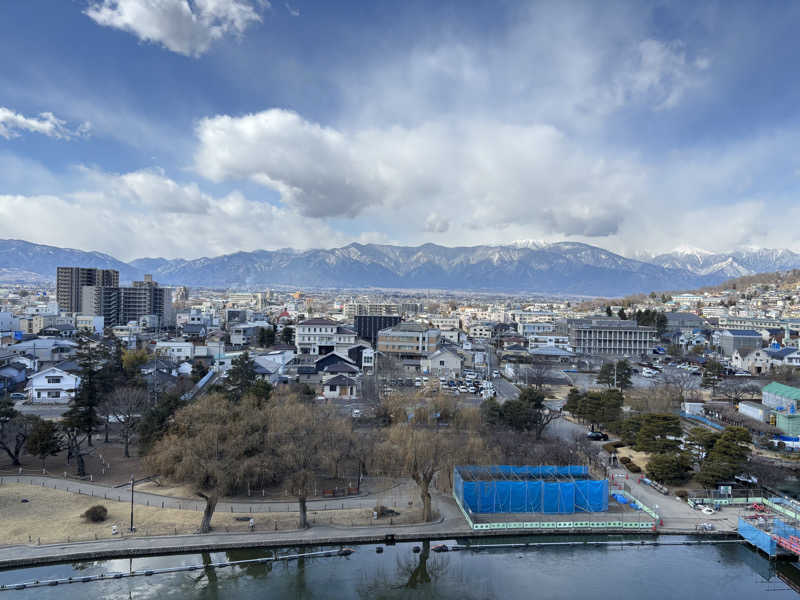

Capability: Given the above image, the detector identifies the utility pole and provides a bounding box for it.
[129,474,135,532]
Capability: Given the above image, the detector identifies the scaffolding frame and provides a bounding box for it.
[454,465,608,515]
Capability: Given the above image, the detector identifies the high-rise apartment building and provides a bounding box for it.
[80,275,173,327]
[56,267,119,312]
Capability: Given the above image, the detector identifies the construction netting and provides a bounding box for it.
[454,465,609,514]
[738,517,776,556]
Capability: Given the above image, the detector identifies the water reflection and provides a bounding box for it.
[1,538,799,599]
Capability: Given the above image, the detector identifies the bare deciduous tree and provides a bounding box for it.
[146,394,271,533]
[107,386,149,458]
[268,397,353,529]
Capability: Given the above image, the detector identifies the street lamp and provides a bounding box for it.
[129,474,136,533]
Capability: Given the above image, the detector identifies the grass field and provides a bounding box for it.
[0,483,426,546]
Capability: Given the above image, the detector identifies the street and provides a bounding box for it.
[14,402,69,420]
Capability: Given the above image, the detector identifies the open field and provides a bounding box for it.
[0,483,428,546]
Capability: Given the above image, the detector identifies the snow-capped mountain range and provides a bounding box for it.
[637,246,800,279]
[2,238,799,296]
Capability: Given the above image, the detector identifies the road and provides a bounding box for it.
[14,402,69,420]
[493,377,519,403]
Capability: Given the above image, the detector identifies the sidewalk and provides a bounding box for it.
[0,475,415,514]
[0,492,469,569]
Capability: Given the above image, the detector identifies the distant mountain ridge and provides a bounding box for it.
[641,247,800,279]
[2,238,799,296]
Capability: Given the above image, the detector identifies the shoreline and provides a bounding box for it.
[0,526,739,571]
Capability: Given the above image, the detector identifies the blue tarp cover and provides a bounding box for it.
[455,466,608,514]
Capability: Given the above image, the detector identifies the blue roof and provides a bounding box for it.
[724,329,761,337]
[766,348,797,359]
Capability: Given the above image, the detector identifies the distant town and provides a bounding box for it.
[3,263,800,572]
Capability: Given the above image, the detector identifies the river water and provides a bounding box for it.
[1,536,799,599]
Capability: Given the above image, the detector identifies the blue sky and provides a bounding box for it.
[1,0,800,260]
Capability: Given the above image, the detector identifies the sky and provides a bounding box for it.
[2,0,800,261]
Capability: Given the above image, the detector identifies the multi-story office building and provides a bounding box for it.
[56,267,118,312]
[376,323,441,362]
[567,318,658,357]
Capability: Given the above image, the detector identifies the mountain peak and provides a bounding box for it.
[670,245,713,256]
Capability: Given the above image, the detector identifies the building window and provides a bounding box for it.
[47,391,60,399]
[46,377,62,384]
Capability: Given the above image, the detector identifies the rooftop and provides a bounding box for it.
[763,381,800,401]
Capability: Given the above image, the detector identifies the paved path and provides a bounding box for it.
[0,475,415,514]
[493,377,519,403]
[608,468,737,533]
[0,490,469,569]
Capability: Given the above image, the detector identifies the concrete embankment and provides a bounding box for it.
[0,525,739,570]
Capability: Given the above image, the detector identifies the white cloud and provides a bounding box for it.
[84,0,267,57]
[0,168,339,260]
[0,107,90,140]
[194,109,643,236]
[284,3,299,17]
[614,40,709,111]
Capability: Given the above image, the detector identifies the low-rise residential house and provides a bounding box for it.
[421,347,463,376]
[321,374,358,400]
[733,347,798,374]
[0,362,28,394]
[8,338,77,365]
[315,352,359,374]
[181,323,208,340]
[25,367,80,403]
[155,340,196,361]
[731,349,772,375]
[231,322,273,347]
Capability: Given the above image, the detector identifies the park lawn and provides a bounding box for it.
[0,484,426,546]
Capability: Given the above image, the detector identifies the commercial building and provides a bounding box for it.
[295,318,357,356]
[56,267,118,312]
[567,318,658,357]
[353,315,402,347]
[376,322,441,362]
[718,329,763,357]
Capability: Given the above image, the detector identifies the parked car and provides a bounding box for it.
[586,431,608,441]
[9,392,26,401]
